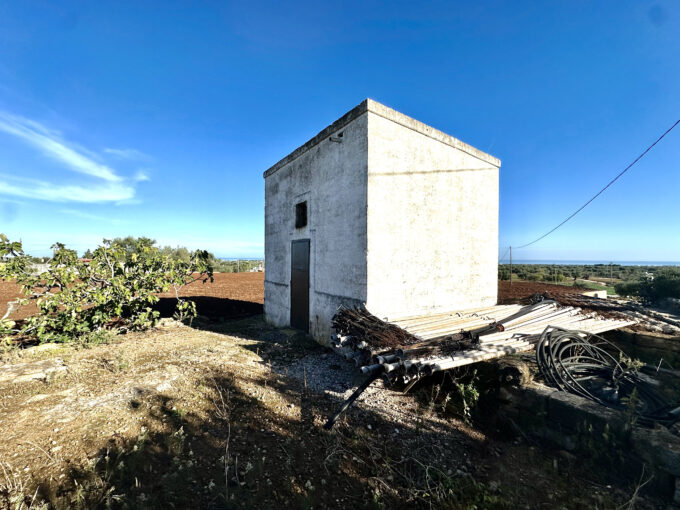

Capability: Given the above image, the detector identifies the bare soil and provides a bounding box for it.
[3,275,585,324]
[0,280,37,320]
[0,319,660,509]
[156,272,264,320]
[498,280,586,304]
[0,273,265,323]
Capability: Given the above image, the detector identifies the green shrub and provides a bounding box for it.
[615,270,680,303]
[0,234,213,342]
[614,281,641,298]
[646,268,680,302]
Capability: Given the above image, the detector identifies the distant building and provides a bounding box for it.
[263,99,500,344]
[582,290,607,299]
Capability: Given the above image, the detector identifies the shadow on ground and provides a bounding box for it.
[155,296,263,322]
[13,314,661,510]
[27,359,502,508]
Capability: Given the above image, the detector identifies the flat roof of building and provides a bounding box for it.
[263,98,501,178]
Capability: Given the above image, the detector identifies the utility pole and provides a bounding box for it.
[237,259,240,273]
[509,246,512,287]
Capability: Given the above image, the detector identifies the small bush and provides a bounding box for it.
[615,269,680,303]
[614,281,642,298]
[0,234,213,343]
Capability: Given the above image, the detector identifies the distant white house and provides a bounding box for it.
[263,99,500,344]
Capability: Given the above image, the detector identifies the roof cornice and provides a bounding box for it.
[263,99,500,179]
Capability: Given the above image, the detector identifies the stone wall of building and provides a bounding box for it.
[365,101,500,320]
[264,99,500,343]
[263,110,368,343]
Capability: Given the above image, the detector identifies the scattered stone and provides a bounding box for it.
[157,318,183,328]
[0,358,68,384]
[558,450,576,463]
[29,343,62,353]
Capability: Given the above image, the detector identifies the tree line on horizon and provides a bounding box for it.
[81,236,262,273]
[499,263,680,304]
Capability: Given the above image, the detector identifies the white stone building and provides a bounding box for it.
[264,99,500,344]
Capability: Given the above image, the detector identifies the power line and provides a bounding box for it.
[515,118,680,249]
[499,246,510,262]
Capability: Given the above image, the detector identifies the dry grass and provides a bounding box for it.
[0,316,662,509]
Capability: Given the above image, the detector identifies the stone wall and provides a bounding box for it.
[605,328,680,366]
[499,382,680,505]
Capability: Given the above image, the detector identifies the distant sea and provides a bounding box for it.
[504,260,680,266]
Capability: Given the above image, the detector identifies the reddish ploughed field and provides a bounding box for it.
[497,280,586,303]
[0,280,34,320]
[1,274,585,322]
[156,272,265,319]
[0,272,266,322]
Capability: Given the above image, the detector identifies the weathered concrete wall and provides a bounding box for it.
[264,111,369,343]
[365,102,500,320]
[264,99,500,343]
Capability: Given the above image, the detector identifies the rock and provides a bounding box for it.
[0,358,67,384]
[558,450,576,464]
[29,343,62,353]
[157,318,182,328]
[496,357,532,387]
[631,427,680,477]
[26,394,50,403]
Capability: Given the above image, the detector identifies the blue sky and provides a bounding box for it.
[0,1,678,261]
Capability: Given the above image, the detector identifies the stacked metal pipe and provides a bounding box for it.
[331,302,636,385]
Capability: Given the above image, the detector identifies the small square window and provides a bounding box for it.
[295,201,307,228]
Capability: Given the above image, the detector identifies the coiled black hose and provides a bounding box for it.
[536,327,678,426]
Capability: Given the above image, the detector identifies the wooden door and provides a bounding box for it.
[290,239,310,332]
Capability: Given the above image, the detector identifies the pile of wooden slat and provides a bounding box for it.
[330,302,637,385]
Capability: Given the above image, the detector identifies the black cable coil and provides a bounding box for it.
[536,327,679,427]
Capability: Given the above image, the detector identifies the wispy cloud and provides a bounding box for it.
[103,147,151,161]
[60,208,126,224]
[0,111,147,204]
[0,111,122,182]
[134,169,151,182]
[0,174,134,203]
[0,197,25,205]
